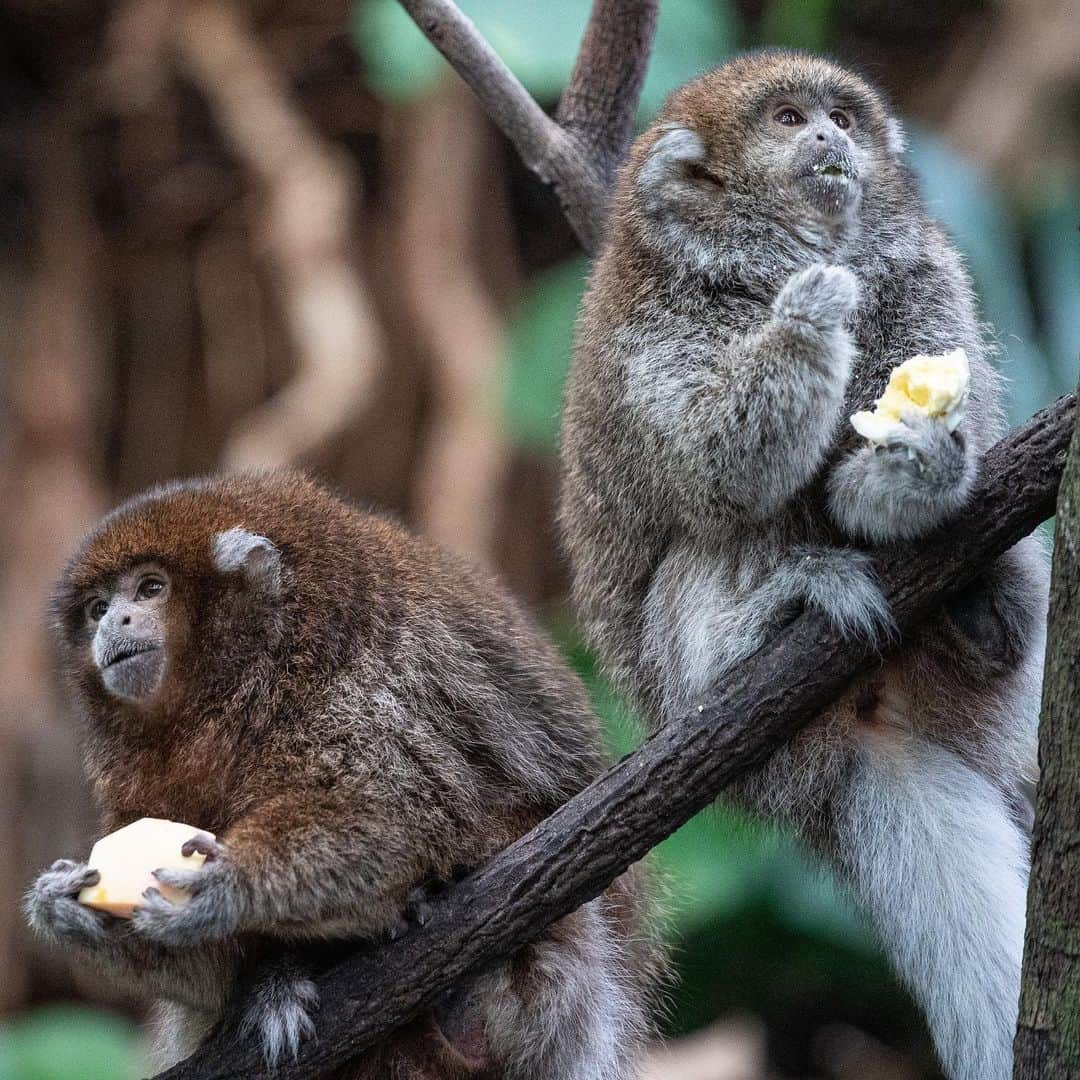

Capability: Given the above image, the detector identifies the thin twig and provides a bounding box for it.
[160,394,1076,1078]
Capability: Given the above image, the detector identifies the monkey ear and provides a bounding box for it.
[637,123,707,201]
[213,527,283,595]
[886,117,907,157]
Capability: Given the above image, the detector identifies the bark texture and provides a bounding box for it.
[1014,387,1080,1079]
[160,395,1075,1079]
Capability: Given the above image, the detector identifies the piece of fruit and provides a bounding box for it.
[77,818,214,918]
[851,348,970,445]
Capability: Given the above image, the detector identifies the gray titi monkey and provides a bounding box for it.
[560,50,1047,1080]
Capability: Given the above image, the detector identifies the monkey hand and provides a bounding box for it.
[828,408,975,542]
[876,409,968,478]
[773,263,860,333]
[131,835,245,946]
[24,859,114,948]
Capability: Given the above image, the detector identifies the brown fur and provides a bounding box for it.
[42,471,660,1077]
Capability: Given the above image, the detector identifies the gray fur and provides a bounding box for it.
[237,956,319,1068]
[560,52,1047,1080]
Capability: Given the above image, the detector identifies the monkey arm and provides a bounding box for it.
[130,763,482,947]
[627,264,858,519]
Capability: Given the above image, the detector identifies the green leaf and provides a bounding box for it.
[502,257,588,452]
[907,130,1057,426]
[1029,197,1080,394]
[760,0,835,52]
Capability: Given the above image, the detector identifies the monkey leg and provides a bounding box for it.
[429,898,646,1080]
[834,732,1027,1080]
[641,543,893,716]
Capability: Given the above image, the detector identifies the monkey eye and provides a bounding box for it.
[830,109,852,130]
[774,107,805,126]
[135,576,166,601]
[87,598,109,622]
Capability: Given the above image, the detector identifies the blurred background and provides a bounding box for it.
[0,0,1076,1076]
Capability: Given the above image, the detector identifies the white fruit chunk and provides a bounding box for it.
[78,817,214,918]
[851,348,970,445]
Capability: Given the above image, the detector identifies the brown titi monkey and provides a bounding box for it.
[25,471,659,1078]
[560,50,1047,1080]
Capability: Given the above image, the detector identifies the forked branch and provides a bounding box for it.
[394,0,658,252]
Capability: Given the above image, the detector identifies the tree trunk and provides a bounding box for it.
[1014,383,1080,1078]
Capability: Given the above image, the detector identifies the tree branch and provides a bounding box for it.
[394,0,658,253]
[160,394,1076,1078]
[556,0,659,186]
[1014,381,1080,1079]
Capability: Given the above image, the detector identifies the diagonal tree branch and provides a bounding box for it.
[161,394,1076,1078]
[395,0,658,253]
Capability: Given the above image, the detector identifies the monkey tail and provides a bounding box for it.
[834,733,1028,1080]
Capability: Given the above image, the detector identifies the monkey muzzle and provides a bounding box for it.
[796,146,860,215]
[94,625,166,703]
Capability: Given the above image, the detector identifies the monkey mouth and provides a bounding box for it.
[101,640,159,669]
[796,150,861,216]
[802,149,858,184]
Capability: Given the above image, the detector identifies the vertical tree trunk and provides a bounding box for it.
[1014,387,1080,1078]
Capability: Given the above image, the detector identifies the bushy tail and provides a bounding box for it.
[836,735,1028,1080]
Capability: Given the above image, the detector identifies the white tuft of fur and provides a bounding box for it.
[212,527,282,592]
[886,117,908,156]
[238,965,319,1068]
[836,735,1028,1080]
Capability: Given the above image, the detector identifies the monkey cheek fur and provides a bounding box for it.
[100,648,166,703]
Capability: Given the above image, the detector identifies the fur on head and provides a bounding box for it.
[51,472,370,730]
[614,50,918,283]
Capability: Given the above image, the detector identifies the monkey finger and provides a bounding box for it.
[151,865,209,894]
[41,862,100,898]
[26,890,109,946]
[181,833,223,860]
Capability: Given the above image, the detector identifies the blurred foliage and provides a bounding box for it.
[353,0,735,117]
[0,1006,141,1080]
[761,0,833,53]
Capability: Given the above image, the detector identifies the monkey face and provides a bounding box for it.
[54,478,292,724]
[755,95,866,218]
[625,52,905,273]
[84,562,171,703]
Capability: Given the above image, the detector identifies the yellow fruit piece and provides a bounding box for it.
[851,348,969,444]
[77,817,214,918]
